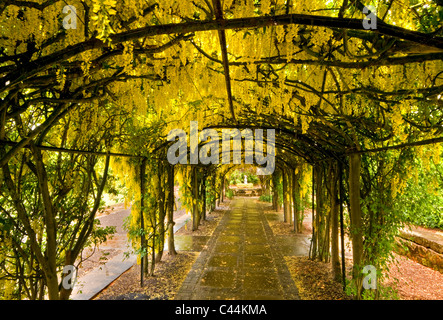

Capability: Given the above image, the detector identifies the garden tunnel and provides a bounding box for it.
[1,0,443,300]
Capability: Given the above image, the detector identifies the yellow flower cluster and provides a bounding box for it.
[91,0,117,43]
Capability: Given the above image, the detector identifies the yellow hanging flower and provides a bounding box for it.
[432,144,441,165]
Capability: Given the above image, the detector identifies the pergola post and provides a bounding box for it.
[349,153,364,297]
[330,161,341,281]
[167,164,177,256]
[140,157,147,287]
[192,166,200,231]
[339,161,346,290]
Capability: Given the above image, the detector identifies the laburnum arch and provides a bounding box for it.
[0,0,442,300]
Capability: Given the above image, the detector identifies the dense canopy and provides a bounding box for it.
[0,0,442,300]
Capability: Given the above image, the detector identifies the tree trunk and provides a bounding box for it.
[215,175,220,208]
[323,208,331,263]
[156,169,166,263]
[167,165,177,256]
[192,167,199,231]
[330,162,341,281]
[317,164,330,263]
[283,167,289,222]
[211,186,216,211]
[286,168,294,224]
[272,171,277,211]
[265,177,271,196]
[140,158,147,284]
[287,167,293,225]
[31,145,59,300]
[310,165,317,260]
[349,153,364,298]
[201,175,206,221]
[315,165,323,260]
[59,251,75,300]
[339,161,347,290]
[292,168,300,233]
[220,175,224,203]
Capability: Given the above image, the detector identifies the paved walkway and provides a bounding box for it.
[175,197,300,300]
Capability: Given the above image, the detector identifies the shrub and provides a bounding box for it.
[259,194,272,202]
